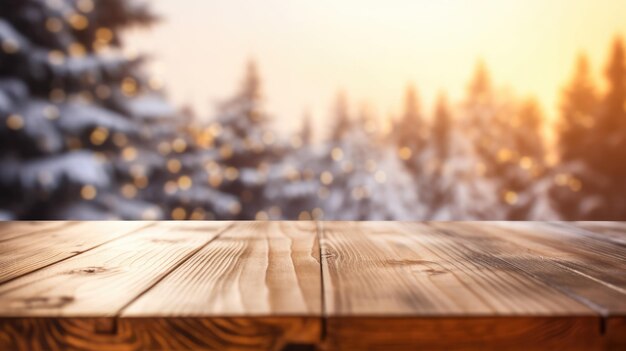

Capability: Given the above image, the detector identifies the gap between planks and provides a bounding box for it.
[115,221,237,318]
[1,221,623,350]
[315,220,328,342]
[0,222,155,286]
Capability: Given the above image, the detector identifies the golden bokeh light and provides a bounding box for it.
[81,185,97,200]
[331,147,344,161]
[167,159,182,173]
[320,171,333,185]
[67,13,89,31]
[45,17,63,33]
[398,147,412,160]
[121,77,138,97]
[6,114,24,130]
[503,191,518,205]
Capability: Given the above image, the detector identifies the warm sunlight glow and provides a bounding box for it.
[126,0,626,132]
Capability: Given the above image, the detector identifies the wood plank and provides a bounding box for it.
[0,221,149,284]
[0,317,320,351]
[121,222,322,350]
[324,317,602,351]
[321,221,594,316]
[607,317,626,351]
[124,221,321,316]
[321,222,602,350]
[477,222,626,304]
[0,222,230,317]
[2,220,622,351]
[432,222,626,316]
[0,221,76,243]
[567,222,626,247]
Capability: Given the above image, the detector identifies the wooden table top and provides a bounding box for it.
[0,221,624,350]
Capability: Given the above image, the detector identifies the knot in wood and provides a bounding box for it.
[67,266,108,275]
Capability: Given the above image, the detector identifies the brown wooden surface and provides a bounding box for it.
[434,222,626,315]
[124,221,321,316]
[325,317,602,351]
[321,221,593,315]
[0,221,149,284]
[0,222,230,316]
[0,221,73,243]
[0,221,624,350]
[122,221,322,350]
[568,222,626,246]
[467,222,626,314]
[0,317,320,351]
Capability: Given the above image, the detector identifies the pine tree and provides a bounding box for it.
[211,60,281,219]
[0,0,235,220]
[424,93,453,216]
[432,93,452,160]
[0,0,173,219]
[330,91,351,142]
[445,61,501,218]
[146,115,240,220]
[448,61,540,219]
[558,54,598,163]
[300,111,313,146]
[395,84,426,172]
[551,54,600,219]
[594,37,626,218]
[319,101,420,220]
[503,98,547,219]
[554,38,626,219]
[585,37,626,218]
[264,116,321,220]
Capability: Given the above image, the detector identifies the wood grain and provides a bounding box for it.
[0,221,149,284]
[320,221,593,316]
[0,221,75,243]
[121,221,321,351]
[432,222,626,315]
[475,222,626,309]
[123,221,321,317]
[606,317,626,351]
[567,222,626,247]
[2,221,625,351]
[0,317,320,351]
[324,316,602,351]
[320,222,605,351]
[0,222,231,317]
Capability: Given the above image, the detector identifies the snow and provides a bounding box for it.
[58,102,137,135]
[0,151,110,193]
[120,93,177,121]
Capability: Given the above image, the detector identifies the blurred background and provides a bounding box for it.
[1,0,626,220]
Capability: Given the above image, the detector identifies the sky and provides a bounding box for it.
[125,0,626,135]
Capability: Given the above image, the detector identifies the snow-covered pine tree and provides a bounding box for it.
[501,97,548,219]
[0,0,234,220]
[444,61,517,219]
[143,111,241,220]
[0,0,175,219]
[553,39,626,220]
[558,54,598,165]
[264,114,321,220]
[319,98,420,220]
[329,91,351,142]
[465,62,549,219]
[211,60,282,219]
[394,84,427,174]
[590,37,626,219]
[552,53,604,219]
[554,38,626,219]
[421,93,454,217]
